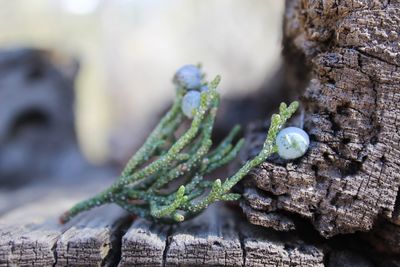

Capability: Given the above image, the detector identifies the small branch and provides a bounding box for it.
[60,66,299,224]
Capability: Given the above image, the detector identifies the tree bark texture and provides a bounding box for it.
[241,0,400,249]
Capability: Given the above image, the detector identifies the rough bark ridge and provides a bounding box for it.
[241,0,400,239]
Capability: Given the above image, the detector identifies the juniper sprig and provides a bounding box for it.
[60,65,299,224]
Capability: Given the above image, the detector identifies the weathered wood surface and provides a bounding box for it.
[0,193,71,266]
[0,223,59,266]
[119,204,325,267]
[3,180,400,266]
[241,199,296,232]
[0,206,127,267]
[240,223,324,267]
[241,0,400,250]
[56,206,128,266]
[164,205,243,267]
[0,180,126,267]
[0,184,327,267]
[118,218,170,267]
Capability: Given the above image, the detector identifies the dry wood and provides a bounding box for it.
[119,203,325,267]
[0,180,127,267]
[164,204,243,267]
[241,0,400,245]
[0,191,73,266]
[0,184,365,266]
[0,223,59,266]
[118,218,170,267]
[56,206,128,266]
[240,202,296,232]
[240,222,324,267]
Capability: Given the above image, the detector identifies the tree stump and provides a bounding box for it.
[241,0,400,253]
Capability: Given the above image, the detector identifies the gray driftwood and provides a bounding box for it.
[164,204,243,267]
[119,204,325,267]
[56,206,128,266]
[0,197,327,266]
[1,181,329,267]
[118,219,170,267]
[240,0,400,251]
[0,191,70,266]
[0,223,60,266]
[0,181,126,267]
[240,223,324,267]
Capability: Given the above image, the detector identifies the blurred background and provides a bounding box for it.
[0,0,284,188]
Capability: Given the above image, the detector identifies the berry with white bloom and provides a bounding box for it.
[200,85,209,92]
[182,90,201,118]
[173,65,202,90]
[276,127,309,160]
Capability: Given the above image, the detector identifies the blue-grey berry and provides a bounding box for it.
[182,90,201,118]
[174,65,202,90]
[200,85,209,92]
[276,127,309,160]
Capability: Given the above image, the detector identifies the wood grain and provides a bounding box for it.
[119,219,170,267]
[56,205,129,266]
[0,181,128,267]
[164,204,243,267]
[240,223,324,267]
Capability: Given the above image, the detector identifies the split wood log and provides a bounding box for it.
[241,0,400,246]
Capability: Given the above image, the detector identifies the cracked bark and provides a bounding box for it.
[240,0,400,254]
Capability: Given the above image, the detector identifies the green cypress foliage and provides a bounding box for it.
[60,66,298,224]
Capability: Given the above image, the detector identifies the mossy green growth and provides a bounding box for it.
[60,67,299,224]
